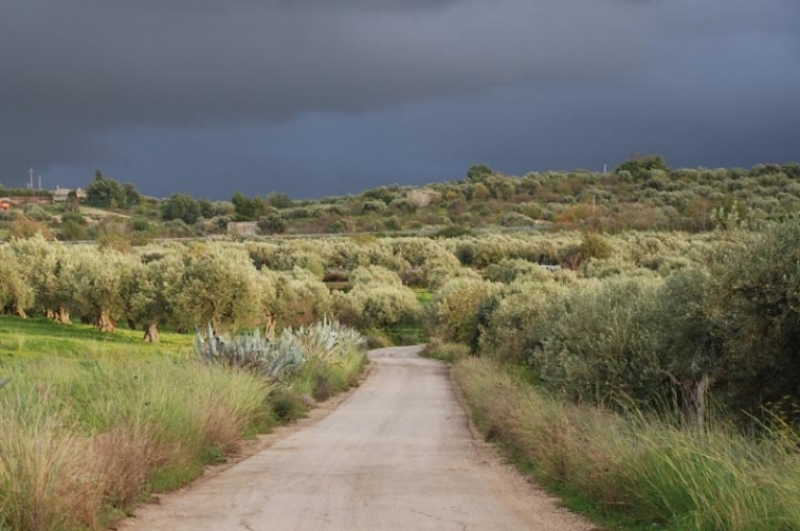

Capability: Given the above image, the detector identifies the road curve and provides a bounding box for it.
[121,346,590,531]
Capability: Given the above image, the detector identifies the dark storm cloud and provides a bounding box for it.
[0,0,798,192]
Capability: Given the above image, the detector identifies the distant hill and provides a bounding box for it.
[4,160,800,241]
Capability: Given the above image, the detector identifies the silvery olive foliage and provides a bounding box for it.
[334,266,421,330]
[72,247,139,331]
[7,223,800,419]
[170,245,265,330]
[0,246,34,317]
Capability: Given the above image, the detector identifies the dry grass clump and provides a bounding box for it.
[0,358,271,531]
[0,412,103,531]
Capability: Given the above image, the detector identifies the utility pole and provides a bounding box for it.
[28,168,34,190]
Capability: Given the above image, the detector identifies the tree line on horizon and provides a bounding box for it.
[3,156,800,241]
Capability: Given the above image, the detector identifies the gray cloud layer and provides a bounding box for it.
[0,0,798,193]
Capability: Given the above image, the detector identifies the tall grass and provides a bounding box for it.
[455,357,800,531]
[0,357,271,531]
[0,318,368,531]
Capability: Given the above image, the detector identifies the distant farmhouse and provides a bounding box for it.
[53,186,87,202]
[227,221,258,236]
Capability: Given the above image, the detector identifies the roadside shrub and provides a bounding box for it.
[389,197,418,214]
[433,225,473,239]
[717,221,800,415]
[431,277,496,347]
[478,281,565,363]
[334,283,421,330]
[382,216,401,231]
[532,277,665,406]
[60,220,88,241]
[420,340,470,363]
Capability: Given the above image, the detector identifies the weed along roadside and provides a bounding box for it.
[0,317,368,531]
[447,355,800,531]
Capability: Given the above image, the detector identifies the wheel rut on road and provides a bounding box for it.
[121,345,592,531]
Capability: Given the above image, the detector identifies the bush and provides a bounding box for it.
[420,341,469,363]
[484,259,548,284]
[359,200,388,215]
[531,277,665,406]
[334,283,422,330]
[477,281,565,363]
[9,216,54,240]
[59,220,88,241]
[22,204,50,222]
[498,212,535,227]
[579,232,613,260]
[717,221,800,415]
[257,213,287,235]
[431,278,495,347]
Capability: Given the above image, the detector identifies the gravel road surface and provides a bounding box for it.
[121,346,592,531]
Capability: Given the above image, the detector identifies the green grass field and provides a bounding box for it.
[0,315,193,362]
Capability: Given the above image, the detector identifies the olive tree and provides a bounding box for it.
[73,247,138,332]
[333,267,420,330]
[0,247,34,317]
[717,221,800,415]
[264,268,333,328]
[6,236,76,321]
[127,253,184,342]
[170,246,264,331]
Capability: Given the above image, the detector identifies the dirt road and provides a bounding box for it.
[122,346,591,531]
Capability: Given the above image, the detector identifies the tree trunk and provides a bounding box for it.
[97,311,116,333]
[681,374,710,431]
[46,308,55,319]
[16,305,27,319]
[55,306,70,324]
[127,318,136,331]
[143,322,160,343]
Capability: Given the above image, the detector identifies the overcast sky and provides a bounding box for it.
[1,0,798,199]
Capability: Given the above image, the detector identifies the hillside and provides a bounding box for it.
[2,158,800,241]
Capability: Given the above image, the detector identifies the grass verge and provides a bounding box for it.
[419,340,469,364]
[0,316,368,531]
[0,357,271,530]
[453,357,800,531]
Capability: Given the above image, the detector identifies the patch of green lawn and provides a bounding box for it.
[0,315,193,363]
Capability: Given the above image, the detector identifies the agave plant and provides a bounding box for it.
[197,319,364,380]
[196,324,305,381]
[287,317,366,364]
